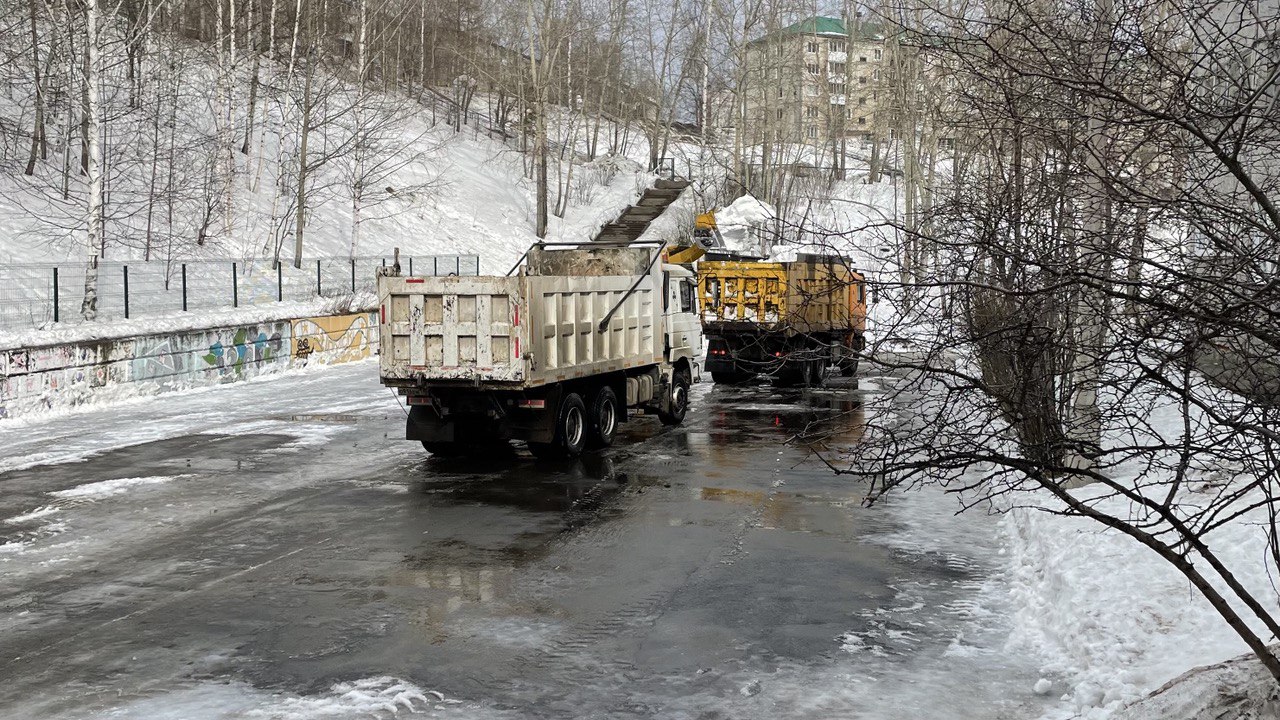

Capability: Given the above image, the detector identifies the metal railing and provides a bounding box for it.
[0,254,480,333]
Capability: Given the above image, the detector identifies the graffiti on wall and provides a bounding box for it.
[201,324,288,377]
[1,311,377,419]
[291,313,375,366]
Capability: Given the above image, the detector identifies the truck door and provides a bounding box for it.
[663,268,704,376]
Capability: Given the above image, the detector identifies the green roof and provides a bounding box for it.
[751,16,885,43]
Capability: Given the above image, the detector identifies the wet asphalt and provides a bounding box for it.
[0,372,1049,719]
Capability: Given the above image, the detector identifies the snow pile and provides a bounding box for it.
[4,505,61,524]
[247,676,441,718]
[49,475,186,500]
[89,675,513,719]
[1005,481,1278,719]
[0,293,375,351]
[1112,650,1280,720]
[714,194,776,256]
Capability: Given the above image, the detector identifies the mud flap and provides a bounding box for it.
[407,405,454,442]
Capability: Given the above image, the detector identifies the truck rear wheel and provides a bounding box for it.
[659,370,690,426]
[586,387,619,449]
[530,392,588,459]
[811,358,828,388]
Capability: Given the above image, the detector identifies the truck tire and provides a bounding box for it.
[586,387,619,449]
[811,358,828,388]
[840,357,859,377]
[530,392,588,458]
[659,370,690,426]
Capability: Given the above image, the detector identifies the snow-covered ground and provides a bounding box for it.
[1003,487,1280,719]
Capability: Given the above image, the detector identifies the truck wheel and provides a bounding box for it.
[810,359,828,388]
[531,392,587,458]
[659,371,690,426]
[840,357,859,377]
[586,387,619,449]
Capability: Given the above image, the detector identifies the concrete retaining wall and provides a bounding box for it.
[0,311,377,419]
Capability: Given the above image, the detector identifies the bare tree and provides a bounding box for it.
[823,0,1280,683]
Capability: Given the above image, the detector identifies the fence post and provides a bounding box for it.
[232,262,238,307]
[456,256,461,275]
[316,258,322,296]
[277,263,283,302]
[123,265,130,319]
[181,264,188,311]
[409,256,413,276]
[433,257,438,276]
[52,267,59,323]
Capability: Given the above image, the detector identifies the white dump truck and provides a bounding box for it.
[377,243,704,458]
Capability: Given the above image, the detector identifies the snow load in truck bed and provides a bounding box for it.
[378,246,666,389]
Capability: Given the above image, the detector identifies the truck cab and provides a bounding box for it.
[663,264,704,383]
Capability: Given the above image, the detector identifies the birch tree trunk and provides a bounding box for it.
[82,0,103,320]
[1065,0,1118,473]
[25,0,47,176]
[293,61,313,268]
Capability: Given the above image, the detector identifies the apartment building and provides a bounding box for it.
[742,16,887,151]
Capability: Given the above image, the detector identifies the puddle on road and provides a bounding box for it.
[269,413,360,424]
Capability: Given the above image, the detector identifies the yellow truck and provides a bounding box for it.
[699,254,867,386]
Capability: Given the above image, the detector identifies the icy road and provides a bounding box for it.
[0,362,1054,719]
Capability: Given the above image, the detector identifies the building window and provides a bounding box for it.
[829,82,845,94]
[845,107,852,119]
[829,40,845,53]
[872,69,881,80]
[807,41,819,53]
[807,62,819,74]
[830,62,846,75]
[776,109,784,120]
[859,76,868,84]
[859,55,867,62]
[777,43,784,56]
[806,106,818,118]
[777,87,783,99]
[859,96,868,105]
[874,48,883,60]
[858,116,866,125]
[939,137,956,150]
[806,125,818,139]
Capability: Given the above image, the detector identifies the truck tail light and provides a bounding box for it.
[405,277,425,284]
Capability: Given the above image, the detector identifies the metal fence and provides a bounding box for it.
[0,254,479,333]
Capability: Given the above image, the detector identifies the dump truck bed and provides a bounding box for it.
[699,256,866,336]
[379,246,665,390]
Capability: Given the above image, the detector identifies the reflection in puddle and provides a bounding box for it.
[272,413,360,423]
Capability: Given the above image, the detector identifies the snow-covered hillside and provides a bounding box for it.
[0,108,652,275]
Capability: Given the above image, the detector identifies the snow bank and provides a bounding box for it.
[1112,649,1280,719]
[0,293,375,352]
[1005,483,1278,719]
[50,474,185,500]
[81,675,510,719]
